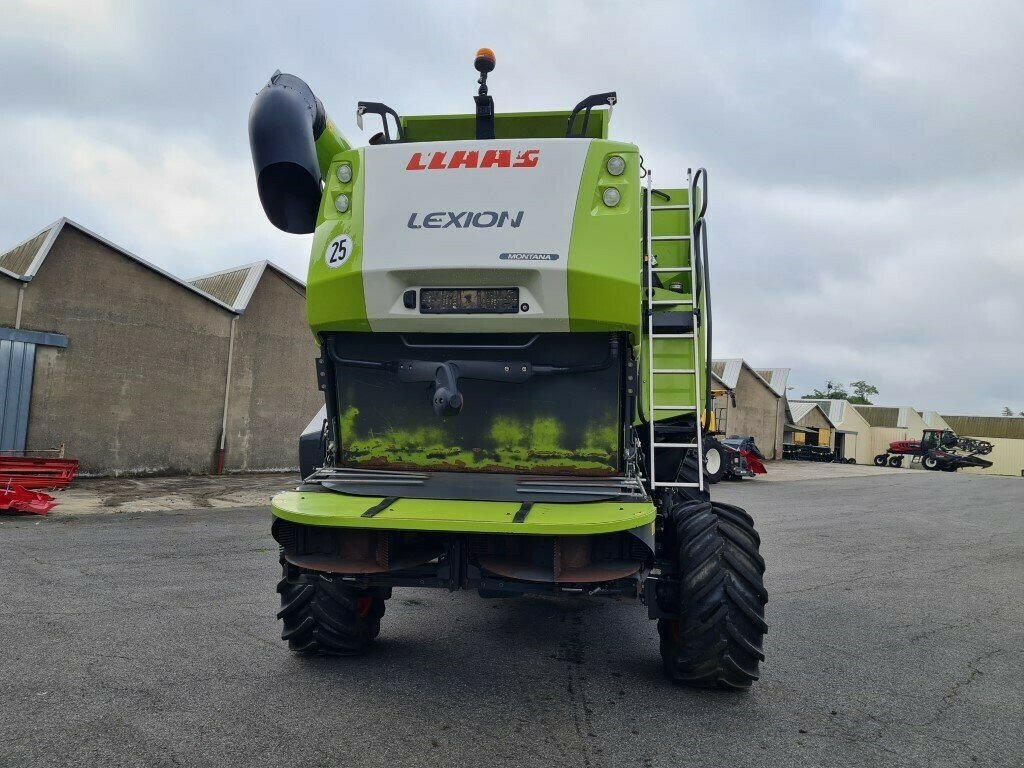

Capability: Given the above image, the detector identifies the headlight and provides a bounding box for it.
[602,187,621,207]
[334,194,350,213]
[606,155,626,176]
[336,163,353,183]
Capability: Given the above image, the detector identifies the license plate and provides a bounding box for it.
[419,288,520,314]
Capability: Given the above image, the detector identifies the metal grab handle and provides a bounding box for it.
[691,167,708,220]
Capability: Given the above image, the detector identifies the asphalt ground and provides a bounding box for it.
[2,471,1022,768]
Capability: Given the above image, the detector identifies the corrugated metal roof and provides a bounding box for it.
[941,415,1024,440]
[188,260,304,312]
[0,226,55,279]
[0,217,304,314]
[797,398,850,426]
[0,218,237,311]
[789,401,819,423]
[852,405,900,428]
[711,359,742,389]
[754,367,791,397]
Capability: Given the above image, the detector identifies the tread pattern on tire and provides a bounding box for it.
[658,496,768,690]
[276,557,385,655]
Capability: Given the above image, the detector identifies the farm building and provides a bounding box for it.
[0,218,321,475]
[711,359,784,459]
[921,412,1024,477]
[797,399,873,465]
[785,401,836,451]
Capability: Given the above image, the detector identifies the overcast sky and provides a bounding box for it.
[2,0,1021,414]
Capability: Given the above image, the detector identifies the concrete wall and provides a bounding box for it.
[0,275,22,327]
[224,270,322,471]
[18,228,232,473]
[722,366,784,459]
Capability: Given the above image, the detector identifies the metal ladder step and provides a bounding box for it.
[651,204,690,211]
[651,235,691,241]
[651,266,692,272]
[655,482,702,488]
[652,368,695,374]
[651,333,694,339]
[648,299,694,305]
[655,442,699,449]
[652,405,697,411]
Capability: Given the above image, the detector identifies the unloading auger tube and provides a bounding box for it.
[248,52,767,689]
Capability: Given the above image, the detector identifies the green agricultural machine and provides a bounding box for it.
[249,50,768,688]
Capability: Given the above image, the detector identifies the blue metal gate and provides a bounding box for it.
[0,328,67,453]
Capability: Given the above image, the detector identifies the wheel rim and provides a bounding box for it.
[705,448,722,475]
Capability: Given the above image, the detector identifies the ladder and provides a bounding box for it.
[644,168,707,492]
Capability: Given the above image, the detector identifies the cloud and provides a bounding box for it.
[0,0,1021,413]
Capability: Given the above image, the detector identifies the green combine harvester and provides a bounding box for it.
[248,50,768,688]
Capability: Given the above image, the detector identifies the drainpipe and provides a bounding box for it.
[14,283,26,328]
[217,316,237,474]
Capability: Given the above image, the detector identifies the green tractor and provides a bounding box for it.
[249,50,768,689]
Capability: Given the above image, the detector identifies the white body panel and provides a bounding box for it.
[361,138,591,332]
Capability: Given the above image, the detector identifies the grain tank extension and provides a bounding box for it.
[250,51,768,689]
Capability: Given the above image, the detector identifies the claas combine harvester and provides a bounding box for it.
[248,50,768,688]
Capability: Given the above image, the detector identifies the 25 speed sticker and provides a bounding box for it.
[324,234,354,269]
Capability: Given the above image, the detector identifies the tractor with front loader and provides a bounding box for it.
[874,428,994,472]
[249,50,768,688]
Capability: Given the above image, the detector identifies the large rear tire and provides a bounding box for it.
[658,500,768,689]
[276,557,386,655]
[922,455,940,471]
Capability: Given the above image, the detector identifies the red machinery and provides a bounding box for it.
[0,452,78,515]
[874,429,994,472]
[0,455,79,490]
[0,482,58,515]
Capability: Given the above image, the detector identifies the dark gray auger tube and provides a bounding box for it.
[248,71,347,234]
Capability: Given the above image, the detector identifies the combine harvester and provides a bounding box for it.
[874,428,994,472]
[249,50,768,688]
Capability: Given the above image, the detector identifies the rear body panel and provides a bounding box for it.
[272,490,655,536]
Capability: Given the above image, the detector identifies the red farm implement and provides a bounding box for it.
[0,454,79,490]
[0,482,58,515]
[873,429,994,472]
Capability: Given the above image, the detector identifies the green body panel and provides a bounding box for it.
[567,141,642,337]
[272,490,655,535]
[307,148,370,336]
[314,120,351,179]
[401,110,607,142]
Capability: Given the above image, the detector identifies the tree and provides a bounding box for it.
[803,379,849,400]
[849,380,879,405]
[1003,406,1015,416]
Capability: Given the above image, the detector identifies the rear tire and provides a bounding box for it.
[873,454,888,466]
[922,455,940,471]
[276,556,386,655]
[703,437,727,484]
[658,500,768,689]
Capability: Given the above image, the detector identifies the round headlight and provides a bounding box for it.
[606,155,626,176]
[334,194,350,213]
[602,187,621,207]
[336,163,353,183]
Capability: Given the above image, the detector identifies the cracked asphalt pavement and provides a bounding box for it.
[1,471,1022,767]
